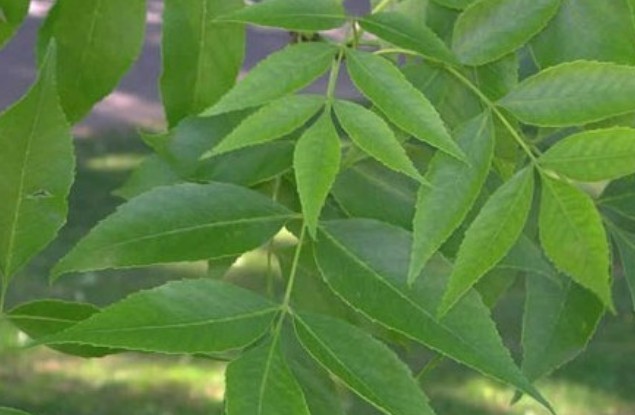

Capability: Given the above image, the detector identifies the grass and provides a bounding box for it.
[1,133,635,414]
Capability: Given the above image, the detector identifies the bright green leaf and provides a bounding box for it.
[45,0,146,122]
[452,0,560,65]
[334,100,423,182]
[409,113,494,283]
[52,183,294,278]
[610,227,635,311]
[531,0,635,67]
[294,113,341,237]
[345,49,465,161]
[315,219,552,410]
[0,48,74,280]
[499,61,635,126]
[294,313,436,415]
[540,128,635,181]
[359,12,457,64]
[332,159,418,230]
[522,273,604,382]
[202,42,338,116]
[217,0,346,31]
[225,337,311,415]
[0,0,29,50]
[8,300,114,358]
[440,167,534,315]
[43,279,279,354]
[161,0,245,127]
[539,175,614,310]
[205,95,324,157]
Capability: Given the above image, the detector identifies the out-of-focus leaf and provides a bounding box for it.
[0,0,29,50]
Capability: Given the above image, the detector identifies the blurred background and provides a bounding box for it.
[0,1,634,414]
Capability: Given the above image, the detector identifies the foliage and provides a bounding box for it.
[1,0,635,413]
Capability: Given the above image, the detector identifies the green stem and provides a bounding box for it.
[265,177,283,299]
[325,49,344,108]
[281,226,306,310]
[443,65,541,165]
[373,48,419,57]
[416,354,445,381]
[372,0,396,13]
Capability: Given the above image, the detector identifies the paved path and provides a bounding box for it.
[0,0,367,137]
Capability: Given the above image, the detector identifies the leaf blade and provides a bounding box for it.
[0,0,29,50]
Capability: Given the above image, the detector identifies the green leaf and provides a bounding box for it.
[294,313,436,415]
[52,183,294,278]
[440,167,534,315]
[217,0,346,31]
[0,0,29,50]
[0,47,74,280]
[202,42,338,116]
[598,174,635,231]
[522,273,604,381]
[452,0,560,65]
[359,12,457,64]
[432,0,477,9]
[45,0,146,122]
[345,49,465,161]
[113,155,182,200]
[531,0,635,67]
[334,100,423,182]
[332,160,418,230]
[539,175,614,310]
[204,95,324,157]
[7,300,114,357]
[539,128,635,181]
[409,113,494,283]
[315,219,552,410]
[43,279,279,354]
[499,234,557,281]
[499,61,635,126]
[161,0,246,127]
[0,408,31,415]
[225,337,310,415]
[609,227,635,311]
[294,113,341,237]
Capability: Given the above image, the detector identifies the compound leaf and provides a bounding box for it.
[440,167,534,315]
[161,0,245,127]
[539,175,614,310]
[53,183,294,278]
[499,61,635,126]
[43,279,279,354]
[217,0,346,31]
[294,113,341,237]
[294,313,436,415]
[409,113,494,283]
[345,49,465,161]
[539,127,635,181]
[202,42,338,116]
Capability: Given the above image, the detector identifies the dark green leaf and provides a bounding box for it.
[409,113,494,283]
[0,0,29,50]
[522,273,604,381]
[432,0,476,9]
[359,12,457,64]
[217,0,346,31]
[598,174,635,231]
[8,300,113,357]
[225,337,310,415]
[113,155,182,200]
[161,0,245,127]
[345,49,465,161]
[43,279,279,354]
[332,160,418,230]
[452,0,560,65]
[610,227,635,311]
[0,48,74,280]
[499,61,635,126]
[539,175,614,310]
[294,113,341,237]
[499,234,557,281]
[315,219,551,410]
[205,95,324,157]
[440,167,534,315]
[0,408,31,415]
[53,183,294,278]
[334,100,423,182]
[46,0,146,122]
[531,0,635,67]
[202,42,338,116]
[294,313,435,415]
[540,128,635,181]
